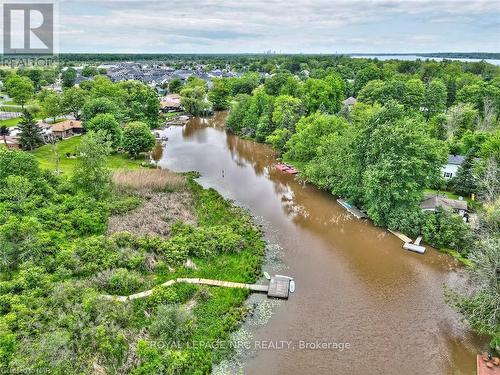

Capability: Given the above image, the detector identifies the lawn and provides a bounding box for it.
[424,188,475,205]
[0,105,22,112]
[31,136,146,174]
[0,118,21,127]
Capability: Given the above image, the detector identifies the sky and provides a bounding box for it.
[55,0,500,53]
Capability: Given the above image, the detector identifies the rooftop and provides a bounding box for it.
[52,120,83,132]
[420,194,468,212]
[447,154,465,165]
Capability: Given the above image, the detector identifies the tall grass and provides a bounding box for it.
[113,169,187,192]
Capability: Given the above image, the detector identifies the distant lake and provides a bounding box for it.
[350,54,500,66]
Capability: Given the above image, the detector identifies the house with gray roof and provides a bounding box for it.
[421,194,469,221]
[441,154,465,179]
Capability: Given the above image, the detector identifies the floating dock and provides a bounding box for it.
[337,199,367,219]
[389,230,426,254]
[101,275,293,302]
[267,276,291,299]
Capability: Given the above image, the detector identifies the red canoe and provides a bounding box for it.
[477,354,500,375]
[276,163,290,172]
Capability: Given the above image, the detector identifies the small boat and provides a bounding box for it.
[276,163,290,172]
[289,280,296,293]
[263,271,271,280]
[276,163,298,174]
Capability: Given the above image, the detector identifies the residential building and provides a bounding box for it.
[442,154,465,179]
[51,120,84,139]
[420,194,469,221]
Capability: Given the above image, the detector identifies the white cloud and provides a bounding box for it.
[56,0,500,53]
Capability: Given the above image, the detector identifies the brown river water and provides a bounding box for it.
[158,112,484,375]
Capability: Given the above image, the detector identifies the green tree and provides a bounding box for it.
[230,72,260,95]
[61,87,89,119]
[0,125,10,147]
[354,64,382,94]
[445,103,479,140]
[17,111,44,151]
[72,131,111,198]
[168,78,183,93]
[4,75,34,108]
[180,86,211,116]
[81,97,121,122]
[81,66,98,77]
[18,68,43,90]
[358,79,388,105]
[264,72,301,96]
[447,236,500,352]
[0,147,40,181]
[302,75,344,114]
[208,78,231,111]
[40,91,62,123]
[285,113,347,163]
[360,107,446,228]
[85,113,122,149]
[119,81,160,128]
[450,152,477,197]
[121,121,156,158]
[271,95,303,132]
[265,128,291,155]
[402,79,425,110]
[424,79,447,119]
[62,68,77,88]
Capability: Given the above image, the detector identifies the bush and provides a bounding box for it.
[149,304,193,345]
[122,122,156,158]
[421,209,472,253]
[94,268,145,295]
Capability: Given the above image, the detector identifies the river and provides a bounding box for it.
[158,112,484,375]
[350,54,500,66]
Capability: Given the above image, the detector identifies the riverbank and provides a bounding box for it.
[0,148,266,373]
[114,170,266,373]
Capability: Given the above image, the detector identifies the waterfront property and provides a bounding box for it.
[421,193,469,221]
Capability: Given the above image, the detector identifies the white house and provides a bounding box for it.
[441,155,465,179]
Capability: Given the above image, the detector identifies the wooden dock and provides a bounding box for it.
[389,230,426,254]
[101,276,293,302]
[388,229,413,243]
[337,199,367,219]
[267,276,290,299]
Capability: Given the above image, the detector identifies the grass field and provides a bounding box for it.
[31,136,145,174]
[424,188,474,204]
[0,105,22,112]
[0,118,21,127]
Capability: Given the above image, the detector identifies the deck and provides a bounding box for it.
[337,198,368,219]
[267,276,290,299]
[101,276,293,302]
